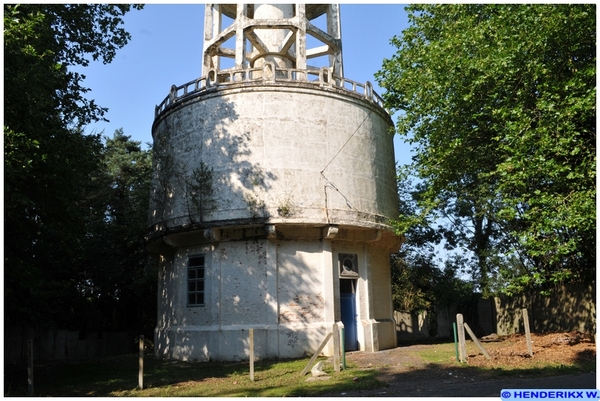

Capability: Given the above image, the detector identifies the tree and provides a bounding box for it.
[4,4,142,128]
[75,130,155,334]
[377,4,595,295]
[391,172,478,336]
[4,4,143,329]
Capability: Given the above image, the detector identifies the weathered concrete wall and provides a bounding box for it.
[435,304,454,338]
[394,311,429,339]
[434,283,596,338]
[148,83,397,240]
[494,283,596,335]
[277,240,325,325]
[150,68,401,362]
[155,236,334,361]
[154,228,400,361]
[366,243,397,350]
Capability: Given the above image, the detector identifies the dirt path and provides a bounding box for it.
[336,370,596,397]
[322,335,596,397]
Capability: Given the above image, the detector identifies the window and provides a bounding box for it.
[339,253,359,278]
[187,255,205,306]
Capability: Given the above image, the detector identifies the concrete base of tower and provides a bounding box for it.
[360,318,397,352]
[154,319,397,362]
[154,323,332,362]
[151,224,402,362]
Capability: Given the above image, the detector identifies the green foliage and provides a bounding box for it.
[149,129,217,226]
[187,161,217,223]
[4,4,142,128]
[4,122,104,328]
[391,173,476,320]
[76,130,156,333]
[4,4,146,331]
[391,255,475,314]
[378,4,595,295]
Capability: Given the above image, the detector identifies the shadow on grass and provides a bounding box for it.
[356,347,596,398]
[4,348,595,397]
[3,354,381,397]
[396,336,455,346]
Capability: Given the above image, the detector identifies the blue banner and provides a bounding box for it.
[501,390,600,401]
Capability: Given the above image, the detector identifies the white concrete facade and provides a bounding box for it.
[149,84,397,232]
[148,4,402,362]
[153,227,400,361]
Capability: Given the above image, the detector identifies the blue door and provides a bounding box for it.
[340,293,358,351]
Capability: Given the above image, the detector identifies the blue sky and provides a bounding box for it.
[76,4,412,164]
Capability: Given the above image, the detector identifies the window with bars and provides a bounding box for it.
[187,255,205,306]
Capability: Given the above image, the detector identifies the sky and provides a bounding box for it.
[75,3,412,163]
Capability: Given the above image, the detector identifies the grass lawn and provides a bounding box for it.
[4,354,381,397]
[5,335,594,397]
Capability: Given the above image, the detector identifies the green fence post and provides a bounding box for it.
[453,322,459,363]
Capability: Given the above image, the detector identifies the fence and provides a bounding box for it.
[493,283,596,335]
[435,283,596,337]
[394,310,429,339]
[5,326,137,365]
[154,63,386,118]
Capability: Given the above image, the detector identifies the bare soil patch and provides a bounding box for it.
[468,332,595,369]
[323,332,596,397]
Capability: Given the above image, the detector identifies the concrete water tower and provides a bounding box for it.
[148,4,402,362]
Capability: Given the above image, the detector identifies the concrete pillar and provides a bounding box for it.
[265,237,279,356]
[203,4,222,73]
[359,244,377,352]
[252,4,294,69]
[322,239,336,322]
[235,4,247,69]
[295,4,307,71]
[326,4,343,78]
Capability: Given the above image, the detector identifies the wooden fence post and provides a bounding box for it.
[27,338,34,396]
[249,329,254,381]
[332,323,341,372]
[300,332,333,376]
[456,313,467,362]
[138,335,144,390]
[522,309,533,356]
[463,323,491,360]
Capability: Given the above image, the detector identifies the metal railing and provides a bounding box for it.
[155,63,386,118]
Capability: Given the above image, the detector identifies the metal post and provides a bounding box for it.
[453,322,459,363]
